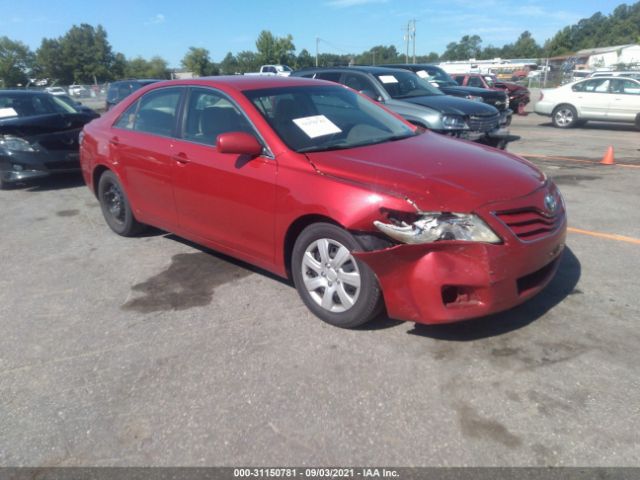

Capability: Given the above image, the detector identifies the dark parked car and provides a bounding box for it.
[105,79,161,110]
[292,66,516,149]
[0,90,97,188]
[380,64,511,120]
[80,77,566,328]
[55,94,100,118]
[453,73,530,113]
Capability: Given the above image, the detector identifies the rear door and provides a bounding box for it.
[607,79,640,121]
[110,87,184,230]
[573,78,612,118]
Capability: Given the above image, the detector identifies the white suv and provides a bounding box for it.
[535,76,640,129]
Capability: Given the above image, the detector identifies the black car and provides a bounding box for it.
[380,64,511,120]
[292,66,516,149]
[105,79,160,110]
[0,91,97,188]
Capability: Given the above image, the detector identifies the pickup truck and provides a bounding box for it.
[245,65,292,77]
[453,73,530,114]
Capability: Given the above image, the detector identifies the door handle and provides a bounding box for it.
[173,152,190,164]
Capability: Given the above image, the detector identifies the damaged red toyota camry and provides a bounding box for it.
[80,77,566,328]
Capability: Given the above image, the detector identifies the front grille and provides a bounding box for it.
[495,207,564,241]
[517,257,560,295]
[468,113,500,132]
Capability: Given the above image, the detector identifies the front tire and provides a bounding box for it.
[292,223,383,328]
[552,105,578,128]
[97,170,145,236]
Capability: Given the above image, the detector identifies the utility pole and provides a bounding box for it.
[410,19,417,64]
[403,23,410,63]
[316,37,319,67]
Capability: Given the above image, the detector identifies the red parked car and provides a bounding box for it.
[80,77,566,328]
[453,73,531,114]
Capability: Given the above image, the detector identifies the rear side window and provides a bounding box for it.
[314,72,342,83]
[453,76,465,85]
[582,79,610,93]
[611,79,640,95]
[114,87,182,137]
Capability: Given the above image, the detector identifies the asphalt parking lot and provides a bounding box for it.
[1,103,639,467]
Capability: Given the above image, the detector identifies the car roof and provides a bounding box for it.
[0,90,50,97]
[305,66,410,75]
[136,75,338,91]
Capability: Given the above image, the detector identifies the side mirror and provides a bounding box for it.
[217,132,263,156]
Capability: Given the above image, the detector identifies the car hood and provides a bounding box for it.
[306,131,545,212]
[0,112,95,137]
[495,82,529,94]
[401,95,499,116]
[440,85,505,99]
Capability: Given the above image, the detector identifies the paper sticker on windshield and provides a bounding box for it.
[293,115,342,138]
[0,107,18,119]
[379,75,399,84]
[416,70,429,78]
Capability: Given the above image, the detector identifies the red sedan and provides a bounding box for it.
[80,77,566,328]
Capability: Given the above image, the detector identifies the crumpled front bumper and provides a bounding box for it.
[0,150,80,184]
[353,221,566,325]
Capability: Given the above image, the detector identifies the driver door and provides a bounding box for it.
[171,87,277,265]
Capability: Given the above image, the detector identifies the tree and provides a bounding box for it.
[296,49,314,69]
[0,37,34,87]
[220,52,239,74]
[124,56,169,79]
[34,38,63,82]
[235,50,260,73]
[181,47,217,76]
[255,30,296,65]
[57,24,117,83]
[441,35,483,61]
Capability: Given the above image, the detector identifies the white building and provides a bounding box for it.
[578,44,640,69]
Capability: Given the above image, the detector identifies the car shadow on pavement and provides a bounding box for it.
[538,121,637,132]
[406,246,581,341]
[164,234,292,286]
[17,173,86,192]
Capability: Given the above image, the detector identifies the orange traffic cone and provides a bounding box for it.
[600,146,615,165]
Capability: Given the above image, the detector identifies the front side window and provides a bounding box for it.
[113,88,182,137]
[182,88,254,146]
[245,85,415,153]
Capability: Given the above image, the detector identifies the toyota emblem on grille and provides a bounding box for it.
[544,193,558,214]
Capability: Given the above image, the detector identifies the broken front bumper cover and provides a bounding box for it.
[353,223,566,325]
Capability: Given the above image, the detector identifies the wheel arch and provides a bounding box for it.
[283,214,342,279]
[92,164,110,197]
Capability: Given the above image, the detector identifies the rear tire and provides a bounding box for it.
[97,170,145,237]
[552,105,578,128]
[292,223,383,328]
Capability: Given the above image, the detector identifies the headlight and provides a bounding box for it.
[465,95,484,102]
[374,212,501,244]
[0,135,37,152]
[441,115,468,130]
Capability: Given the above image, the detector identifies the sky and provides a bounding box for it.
[0,0,625,67]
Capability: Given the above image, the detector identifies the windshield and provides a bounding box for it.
[0,93,78,118]
[415,67,457,87]
[244,85,416,153]
[373,70,443,99]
